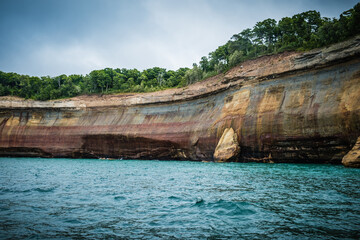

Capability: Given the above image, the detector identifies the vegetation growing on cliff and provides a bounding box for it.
[0,67,189,100]
[0,3,359,100]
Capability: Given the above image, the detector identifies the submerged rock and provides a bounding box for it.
[342,137,360,168]
[213,128,240,162]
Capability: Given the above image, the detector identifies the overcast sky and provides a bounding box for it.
[0,0,358,77]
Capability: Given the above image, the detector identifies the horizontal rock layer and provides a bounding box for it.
[1,36,360,163]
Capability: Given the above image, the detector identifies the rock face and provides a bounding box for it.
[0,36,360,165]
[342,137,360,168]
[213,128,240,162]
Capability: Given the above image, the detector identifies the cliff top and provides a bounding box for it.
[1,35,360,109]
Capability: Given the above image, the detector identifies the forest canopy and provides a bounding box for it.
[1,3,359,100]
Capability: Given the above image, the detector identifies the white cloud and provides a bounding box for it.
[29,42,109,76]
[137,0,236,68]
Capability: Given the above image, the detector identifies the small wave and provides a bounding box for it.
[195,197,205,205]
[0,188,11,193]
[33,187,56,193]
[194,199,256,216]
[1,188,32,193]
[168,196,181,200]
[114,196,126,201]
[64,219,81,224]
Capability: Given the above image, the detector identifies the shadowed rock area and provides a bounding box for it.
[0,36,360,166]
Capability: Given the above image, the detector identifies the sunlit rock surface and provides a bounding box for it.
[342,137,360,168]
[213,128,240,162]
[0,36,360,164]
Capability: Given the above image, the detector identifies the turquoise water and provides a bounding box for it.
[0,158,359,239]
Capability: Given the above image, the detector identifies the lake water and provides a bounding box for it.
[0,158,359,239]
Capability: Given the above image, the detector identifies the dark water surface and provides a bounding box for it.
[0,158,359,239]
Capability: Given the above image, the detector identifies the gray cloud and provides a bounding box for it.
[0,0,358,76]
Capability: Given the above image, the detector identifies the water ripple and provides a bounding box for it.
[0,158,359,239]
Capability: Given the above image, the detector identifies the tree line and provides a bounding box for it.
[189,2,360,83]
[1,3,359,100]
[0,67,188,100]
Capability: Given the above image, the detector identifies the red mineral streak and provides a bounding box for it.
[0,37,360,164]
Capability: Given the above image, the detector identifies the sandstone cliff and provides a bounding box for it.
[1,36,360,165]
[342,137,360,168]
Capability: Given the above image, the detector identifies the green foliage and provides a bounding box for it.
[1,3,359,100]
[253,18,278,49]
[188,2,360,84]
[0,67,189,100]
[183,64,203,85]
[228,50,244,67]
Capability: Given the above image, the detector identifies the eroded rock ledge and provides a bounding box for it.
[0,36,360,166]
[342,137,360,168]
[213,128,240,162]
